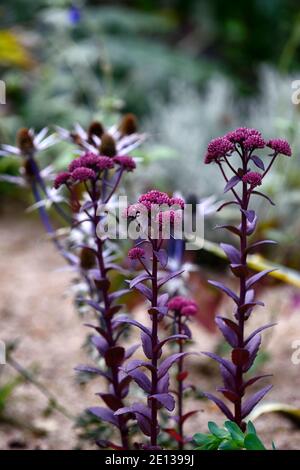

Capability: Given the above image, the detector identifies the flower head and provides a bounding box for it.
[54,171,71,189]
[243,134,265,150]
[204,137,234,164]
[71,167,96,183]
[242,171,262,188]
[128,247,145,260]
[114,156,136,172]
[169,196,185,209]
[168,296,198,316]
[138,190,171,210]
[226,127,261,144]
[267,138,292,157]
[69,153,114,172]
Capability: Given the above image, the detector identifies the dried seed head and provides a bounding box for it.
[88,121,104,142]
[17,128,35,155]
[119,113,138,135]
[100,133,116,157]
[80,247,96,270]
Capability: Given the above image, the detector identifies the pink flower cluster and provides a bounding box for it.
[113,156,136,171]
[205,127,291,164]
[128,247,145,260]
[204,137,234,164]
[168,296,198,316]
[138,190,185,211]
[69,152,114,172]
[242,171,262,188]
[267,138,292,156]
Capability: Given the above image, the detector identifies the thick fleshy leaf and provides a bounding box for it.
[158,270,184,288]
[245,322,277,344]
[130,273,153,289]
[134,283,153,301]
[230,264,248,278]
[215,224,241,236]
[154,249,168,268]
[243,374,273,391]
[156,334,188,352]
[243,334,261,371]
[104,347,125,367]
[241,385,273,419]
[252,190,275,206]
[97,393,123,411]
[141,332,153,359]
[208,280,239,304]
[241,209,256,222]
[246,240,277,254]
[250,155,265,170]
[220,243,240,264]
[246,269,275,289]
[115,403,152,437]
[224,175,241,193]
[114,317,151,337]
[121,359,154,375]
[75,365,111,381]
[217,387,240,403]
[129,369,152,393]
[215,316,238,347]
[232,348,250,366]
[158,353,190,379]
[220,365,236,392]
[88,407,119,427]
[150,393,175,411]
[157,373,170,393]
[203,393,234,420]
[238,301,264,316]
[246,215,258,235]
[91,335,109,355]
[124,343,140,359]
[202,351,235,376]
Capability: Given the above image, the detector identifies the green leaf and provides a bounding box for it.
[218,439,241,450]
[208,421,229,439]
[224,421,245,444]
[193,433,213,446]
[246,421,257,435]
[244,433,266,450]
[272,441,277,450]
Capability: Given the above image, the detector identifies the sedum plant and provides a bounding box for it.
[202,127,292,431]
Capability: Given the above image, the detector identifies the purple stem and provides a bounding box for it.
[176,311,184,449]
[150,238,159,447]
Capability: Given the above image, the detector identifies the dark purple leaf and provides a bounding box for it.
[148,306,168,317]
[230,263,248,277]
[124,343,140,359]
[88,407,119,427]
[128,369,152,393]
[75,365,111,381]
[232,348,250,366]
[134,283,153,301]
[246,215,258,235]
[245,322,277,344]
[158,353,190,379]
[243,334,261,371]
[217,387,240,403]
[202,351,235,376]
[84,323,110,342]
[217,201,239,212]
[141,332,153,359]
[246,269,275,289]
[181,323,192,339]
[241,209,256,222]
[243,374,273,391]
[157,373,170,393]
[203,393,234,420]
[208,280,239,304]
[150,393,175,411]
[108,289,130,302]
[96,393,123,411]
[216,224,241,236]
[252,191,275,206]
[121,359,154,374]
[250,155,265,170]
[246,240,277,254]
[241,385,273,419]
[238,301,264,316]
[220,365,236,392]
[115,403,152,437]
[158,270,184,288]
[114,317,152,337]
[136,413,152,437]
[220,243,240,264]
[215,316,238,347]
[156,334,188,352]
[105,346,125,367]
[224,175,241,193]
[91,335,109,355]
[158,293,169,307]
[130,273,153,289]
[79,299,104,313]
[154,249,168,268]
